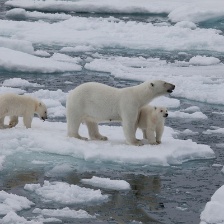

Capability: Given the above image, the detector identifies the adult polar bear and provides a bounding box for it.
[67,80,175,145]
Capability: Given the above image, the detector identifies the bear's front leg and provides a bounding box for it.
[156,125,164,144]
[23,116,32,128]
[146,128,158,145]
[122,117,143,146]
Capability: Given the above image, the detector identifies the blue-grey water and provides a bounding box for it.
[1,2,224,224]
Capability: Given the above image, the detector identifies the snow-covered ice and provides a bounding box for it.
[24,180,108,204]
[2,78,43,88]
[200,185,224,224]
[0,191,34,215]
[169,111,208,120]
[33,207,95,219]
[81,176,131,191]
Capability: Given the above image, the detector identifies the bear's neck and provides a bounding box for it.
[134,82,157,106]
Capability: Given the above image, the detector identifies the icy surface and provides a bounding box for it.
[2,78,43,88]
[33,207,95,219]
[0,47,82,73]
[0,191,34,215]
[189,56,220,66]
[200,185,224,224]
[24,180,108,204]
[81,176,131,191]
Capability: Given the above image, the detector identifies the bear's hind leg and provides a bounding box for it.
[9,116,19,128]
[67,116,88,141]
[86,120,108,141]
[0,117,8,129]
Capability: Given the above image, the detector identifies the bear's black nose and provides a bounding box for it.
[164,113,168,117]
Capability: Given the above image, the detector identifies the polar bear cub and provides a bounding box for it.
[67,80,175,145]
[0,93,47,129]
[137,106,168,145]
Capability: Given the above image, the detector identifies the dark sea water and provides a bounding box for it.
[1,2,224,224]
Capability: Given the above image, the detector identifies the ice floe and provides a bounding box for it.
[81,176,131,191]
[200,185,224,224]
[24,180,108,204]
[189,56,220,66]
[2,78,43,88]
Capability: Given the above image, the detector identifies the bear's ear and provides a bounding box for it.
[151,83,154,87]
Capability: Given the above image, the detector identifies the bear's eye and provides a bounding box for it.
[151,83,154,87]
[161,110,163,112]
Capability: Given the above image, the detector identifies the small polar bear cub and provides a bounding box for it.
[137,106,168,145]
[0,93,47,129]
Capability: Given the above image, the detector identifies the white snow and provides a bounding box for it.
[60,46,96,53]
[2,78,43,88]
[33,207,95,219]
[203,127,224,135]
[81,176,131,191]
[200,185,224,224]
[0,47,82,73]
[0,211,42,224]
[169,111,208,120]
[6,8,72,21]
[0,191,34,215]
[0,86,26,95]
[181,129,198,135]
[24,180,108,204]
[189,56,220,66]
[0,118,215,167]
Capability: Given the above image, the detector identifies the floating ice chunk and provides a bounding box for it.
[33,207,95,219]
[0,47,82,73]
[0,211,42,224]
[182,106,201,113]
[6,8,72,21]
[81,176,131,191]
[168,2,224,23]
[203,127,224,135]
[200,185,224,224]
[5,0,181,14]
[181,129,198,135]
[60,46,96,53]
[189,56,220,66]
[0,37,34,54]
[169,111,208,119]
[31,160,49,165]
[45,164,73,177]
[51,53,82,64]
[24,181,108,204]
[0,86,26,95]
[174,21,197,30]
[34,50,51,57]
[2,78,43,88]
[0,191,34,215]
[216,143,224,148]
[0,118,215,167]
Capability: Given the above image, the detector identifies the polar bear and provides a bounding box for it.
[137,106,168,145]
[66,80,175,145]
[0,93,47,129]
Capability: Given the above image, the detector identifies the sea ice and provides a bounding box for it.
[200,185,224,224]
[33,207,96,219]
[2,78,43,88]
[0,47,82,73]
[189,56,220,66]
[24,181,108,204]
[169,111,208,120]
[0,191,34,215]
[81,176,131,190]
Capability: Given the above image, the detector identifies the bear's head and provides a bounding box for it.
[148,80,175,96]
[155,106,168,118]
[36,101,48,121]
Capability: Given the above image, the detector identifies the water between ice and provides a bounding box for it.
[0,71,223,224]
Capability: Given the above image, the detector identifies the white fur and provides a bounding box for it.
[137,106,168,145]
[66,80,175,145]
[0,93,47,129]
